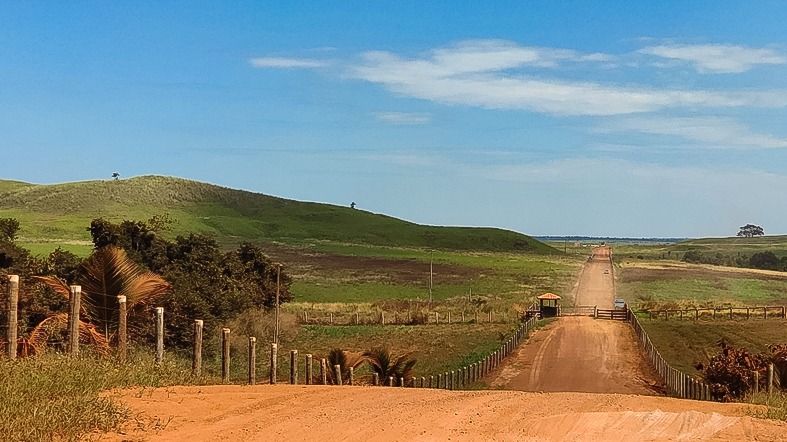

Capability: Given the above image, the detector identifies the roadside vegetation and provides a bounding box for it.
[1,208,570,440]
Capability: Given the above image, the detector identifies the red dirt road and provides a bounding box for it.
[104,385,786,441]
[488,247,657,393]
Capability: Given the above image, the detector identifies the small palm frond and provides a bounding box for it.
[33,275,71,300]
[364,347,417,382]
[27,313,110,356]
[37,246,170,334]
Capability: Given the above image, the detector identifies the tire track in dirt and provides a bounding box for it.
[103,385,787,441]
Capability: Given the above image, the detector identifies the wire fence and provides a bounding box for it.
[3,274,543,389]
[627,306,713,400]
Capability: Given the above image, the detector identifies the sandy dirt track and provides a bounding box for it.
[488,317,657,394]
[103,385,786,441]
[489,247,657,393]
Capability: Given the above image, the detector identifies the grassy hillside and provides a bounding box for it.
[668,235,787,257]
[0,176,555,254]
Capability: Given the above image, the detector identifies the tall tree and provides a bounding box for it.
[737,224,764,238]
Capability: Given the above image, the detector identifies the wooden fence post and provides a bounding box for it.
[305,354,313,385]
[193,319,203,376]
[117,295,127,362]
[435,312,439,324]
[421,376,426,388]
[753,370,760,394]
[155,306,164,364]
[330,313,333,325]
[349,367,354,385]
[388,376,394,387]
[399,377,405,387]
[68,285,82,355]
[320,358,327,385]
[355,312,359,325]
[429,375,434,388]
[373,372,379,386]
[782,306,786,319]
[6,275,19,359]
[447,312,451,324]
[333,364,342,386]
[768,363,774,396]
[270,343,278,384]
[380,312,385,325]
[729,307,733,320]
[248,336,256,385]
[221,328,230,383]
[290,350,299,384]
[437,373,442,388]
[461,311,465,323]
[764,307,768,319]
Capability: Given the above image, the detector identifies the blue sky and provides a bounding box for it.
[2,2,787,237]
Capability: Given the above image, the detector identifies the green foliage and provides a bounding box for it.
[750,251,780,270]
[364,347,417,384]
[738,224,765,238]
[86,218,293,348]
[0,217,20,242]
[0,176,555,253]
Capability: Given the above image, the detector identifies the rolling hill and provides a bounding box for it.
[0,176,556,254]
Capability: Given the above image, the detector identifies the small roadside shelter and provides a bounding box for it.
[537,293,561,318]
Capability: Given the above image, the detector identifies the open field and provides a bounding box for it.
[634,319,787,376]
[268,242,581,308]
[617,261,787,309]
[617,259,787,383]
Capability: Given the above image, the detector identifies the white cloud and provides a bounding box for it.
[249,57,328,69]
[352,45,787,116]
[597,116,787,149]
[373,111,431,125]
[639,44,786,73]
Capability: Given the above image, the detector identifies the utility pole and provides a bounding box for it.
[429,251,433,303]
[275,264,281,344]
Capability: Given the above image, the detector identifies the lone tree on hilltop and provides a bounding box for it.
[737,224,765,238]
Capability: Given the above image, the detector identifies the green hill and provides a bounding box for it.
[0,176,555,254]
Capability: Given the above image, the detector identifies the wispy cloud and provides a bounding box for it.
[597,116,787,149]
[351,43,787,116]
[373,111,431,125]
[249,57,328,69]
[639,44,786,73]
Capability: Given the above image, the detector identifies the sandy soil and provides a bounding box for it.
[102,385,786,441]
[488,317,657,394]
[488,247,656,393]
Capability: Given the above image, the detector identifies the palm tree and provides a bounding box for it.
[35,246,171,342]
[364,347,417,385]
[326,348,366,384]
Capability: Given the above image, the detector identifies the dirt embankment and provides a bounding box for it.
[103,385,786,441]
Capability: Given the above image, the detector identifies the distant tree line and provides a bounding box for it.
[0,216,293,350]
[682,249,787,272]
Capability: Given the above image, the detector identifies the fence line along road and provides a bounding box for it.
[626,306,712,401]
[295,309,521,326]
[4,275,544,391]
[638,306,787,321]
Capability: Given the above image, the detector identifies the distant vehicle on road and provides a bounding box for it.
[614,298,626,309]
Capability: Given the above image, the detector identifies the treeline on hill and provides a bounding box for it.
[682,250,787,272]
[0,216,292,351]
